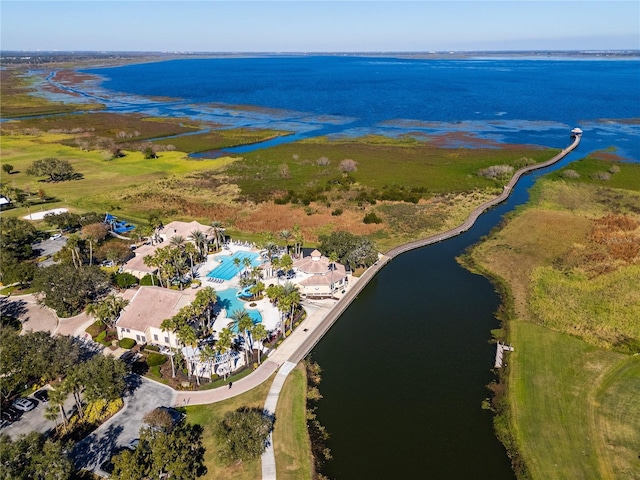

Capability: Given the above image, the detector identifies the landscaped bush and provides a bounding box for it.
[114,272,137,289]
[119,338,136,349]
[147,352,167,367]
[145,344,160,352]
[140,274,158,286]
[95,330,107,344]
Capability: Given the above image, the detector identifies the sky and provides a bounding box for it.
[1,1,639,52]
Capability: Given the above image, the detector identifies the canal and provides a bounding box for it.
[310,141,586,479]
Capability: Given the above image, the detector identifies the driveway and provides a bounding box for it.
[70,375,175,476]
[0,295,58,334]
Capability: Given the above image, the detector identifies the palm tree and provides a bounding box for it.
[249,281,265,300]
[86,294,129,329]
[48,387,69,428]
[194,286,217,328]
[198,345,217,382]
[282,281,301,332]
[189,230,208,260]
[230,309,254,366]
[169,235,186,249]
[250,323,268,365]
[233,257,241,275]
[216,327,234,379]
[292,224,303,258]
[208,221,225,251]
[271,256,281,283]
[242,256,252,275]
[279,229,292,253]
[328,251,339,295]
[184,242,198,279]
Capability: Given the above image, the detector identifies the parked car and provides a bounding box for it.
[12,397,38,412]
[1,407,22,423]
[125,438,140,451]
[33,389,49,403]
[49,233,62,240]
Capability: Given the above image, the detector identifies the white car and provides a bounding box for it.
[12,398,37,412]
[49,233,62,240]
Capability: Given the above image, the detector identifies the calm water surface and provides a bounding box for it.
[80,56,640,478]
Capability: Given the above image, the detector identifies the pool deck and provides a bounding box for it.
[198,245,280,333]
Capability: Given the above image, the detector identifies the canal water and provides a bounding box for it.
[66,56,639,478]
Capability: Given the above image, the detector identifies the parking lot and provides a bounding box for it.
[70,375,175,476]
[1,388,75,439]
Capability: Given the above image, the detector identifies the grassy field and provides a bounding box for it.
[468,167,640,479]
[508,321,639,480]
[274,363,313,480]
[2,129,560,252]
[230,135,557,201]
[184,364,312,480]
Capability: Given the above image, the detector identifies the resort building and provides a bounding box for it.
[120,243,159,279]
[293,249,347,298]
[158,220,211,243]
[116,286,193,348]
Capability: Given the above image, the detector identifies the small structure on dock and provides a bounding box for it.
[571,127,583,138]
[494,342,514,368]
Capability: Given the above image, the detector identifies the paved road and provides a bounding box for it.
[70,375,175,476]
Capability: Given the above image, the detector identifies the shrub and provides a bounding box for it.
[478,164,514,180]
[593,171,612,181]
[339,158,358,173]
[562,169,580,179]
[609,165,621,174]
[331,208,343,216]
[145,344,160,352]
[147,352,167,367]
[119,338,136,349]
[139,274,158,286]
[363,212,382,224]
[115,272,137,289]
[316,156,330,166]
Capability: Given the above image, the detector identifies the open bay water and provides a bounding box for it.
[80,56,640,478]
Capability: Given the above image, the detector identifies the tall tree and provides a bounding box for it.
[215,407,275,464]
[26,157,76,182]
[111,423,206,480]
[250,323,268,365]
[189,230,208,260]
[0,431,73,480]
[32,264,110,317]
[207,221,225,251]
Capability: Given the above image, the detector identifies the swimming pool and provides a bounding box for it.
[216,288,262,328]
[206,251,262,281]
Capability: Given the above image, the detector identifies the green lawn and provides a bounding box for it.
[0,134,237,223]
[185,378,272,480]
[274,363,313,480]
[509,321,640,480]
[184,363,314,480]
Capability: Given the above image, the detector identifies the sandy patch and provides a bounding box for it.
[23,208,68,221]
